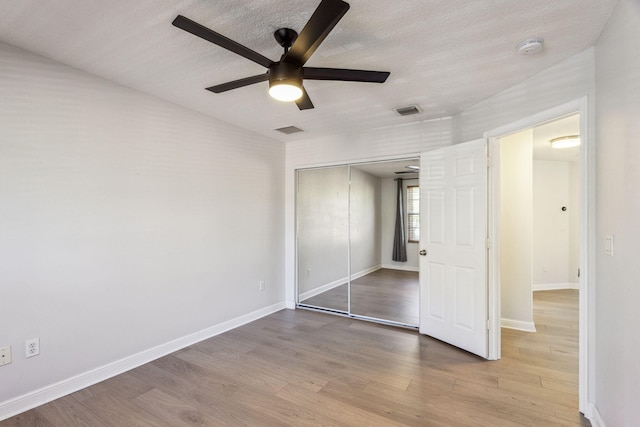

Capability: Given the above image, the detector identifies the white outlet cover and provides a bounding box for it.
[605,234,614,256]
[26,338,40,358]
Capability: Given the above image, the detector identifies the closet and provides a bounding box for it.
[296,159,419,327]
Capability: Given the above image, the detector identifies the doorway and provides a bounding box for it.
[486,98,590,413]
[498,114,580,332]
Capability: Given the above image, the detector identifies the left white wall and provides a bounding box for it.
[0,41,285,416]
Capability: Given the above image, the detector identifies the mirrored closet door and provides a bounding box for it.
[297,166,349,313]
[296,160,420,327]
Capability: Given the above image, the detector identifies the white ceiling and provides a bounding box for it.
[0,0,616,143]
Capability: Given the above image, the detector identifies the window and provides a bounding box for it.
[407,185,420,242]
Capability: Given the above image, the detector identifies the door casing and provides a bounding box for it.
[484,96,591,414]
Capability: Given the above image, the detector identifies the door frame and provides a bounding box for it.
[484,96,592,413]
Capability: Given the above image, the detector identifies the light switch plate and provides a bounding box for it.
[0,346,11,366]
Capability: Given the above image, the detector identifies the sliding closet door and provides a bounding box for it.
[297,166,349,313]
[349,162,420,327]
[348,166,382,319]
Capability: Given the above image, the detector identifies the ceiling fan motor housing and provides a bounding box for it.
[269,61,303,88]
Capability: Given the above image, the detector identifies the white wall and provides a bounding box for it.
[0,41,285,413]
[594,0,640,424]
[532,160,580,288]
[499,130,534,330]
[454,48,595,144]
[380,177,419,270]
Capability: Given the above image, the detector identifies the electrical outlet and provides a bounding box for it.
[25,338,40,358]
[259,280,265,291]
[0,346,11,366]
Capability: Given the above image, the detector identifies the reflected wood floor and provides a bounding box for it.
[2,290,588,426]
[301,268,419,326]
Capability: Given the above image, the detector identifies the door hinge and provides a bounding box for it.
[486,156,493,168]
[487,319,491,330]
[486,238,492,249]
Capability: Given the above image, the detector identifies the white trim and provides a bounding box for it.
[501,318,537,332]
[380,264,419,272]
[532,283,580,291]
[0,302,287,421]
[485,96,591,413]
[298,265,382,302]
[293,153,423,172]
[298,277,346,302]
[586,403,607,427]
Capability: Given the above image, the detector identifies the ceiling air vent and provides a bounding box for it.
[275,126,304,134]
[394,105,422,116]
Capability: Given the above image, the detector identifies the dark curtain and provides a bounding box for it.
[392,178,408,262]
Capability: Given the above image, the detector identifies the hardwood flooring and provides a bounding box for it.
[300,268,419,326]
[2,290,588,426]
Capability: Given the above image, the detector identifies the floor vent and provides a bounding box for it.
[394,105,422,116]
[275,126,304,134]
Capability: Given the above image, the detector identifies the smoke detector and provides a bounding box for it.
[517,37,544,55]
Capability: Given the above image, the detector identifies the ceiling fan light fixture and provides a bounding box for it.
[269,82,303,102]
[269,62,303,102]
[550,135,580,149]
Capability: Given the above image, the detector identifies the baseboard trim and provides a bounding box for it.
[381,264,419,272]
[0,301,287,421]
[298,265,381,301]
[586,403,607,427]
[501,318,537,332]
[533,282,579,291]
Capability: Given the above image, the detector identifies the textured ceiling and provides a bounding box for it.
[0,0,617,142]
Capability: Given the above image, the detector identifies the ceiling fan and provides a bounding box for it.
[172,0,390,110]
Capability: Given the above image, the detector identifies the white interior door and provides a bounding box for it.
[419,139,488,358]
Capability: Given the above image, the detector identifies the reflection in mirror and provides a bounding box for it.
[296,166,349,312]
[296,160,420,327]
[349,161,420,326]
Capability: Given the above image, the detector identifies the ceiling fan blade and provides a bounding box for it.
[172,15,273,68]
[304,67,390,83]
[283,0,350,67]
[206,73,269,93]
[295,87,314,110]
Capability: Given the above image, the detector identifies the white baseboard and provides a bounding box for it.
[533,282,579,291]
[0,301,287,421]
[299,265,381,302]
[299,277,347,301]
[501,318,537,332]
[352,265,382,280]
[586,403,607,427]
[381,264,419,272]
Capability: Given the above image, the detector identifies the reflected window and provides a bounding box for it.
[407,185,420,242]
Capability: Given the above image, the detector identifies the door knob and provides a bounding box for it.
[419,249,427,256]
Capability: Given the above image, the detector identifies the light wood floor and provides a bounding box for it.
[2,290,588,426]
[301,268,419,326]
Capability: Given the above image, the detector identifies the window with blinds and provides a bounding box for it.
[407,185,420,242]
